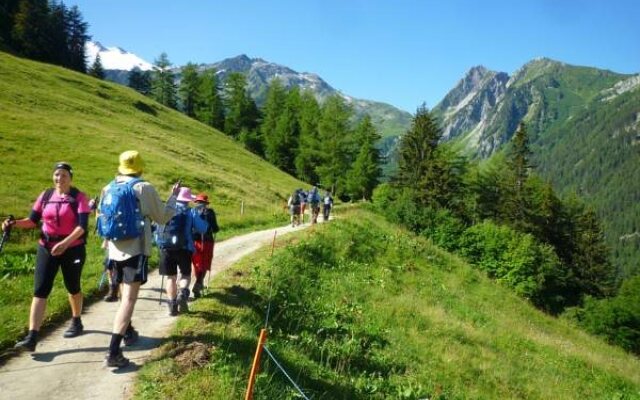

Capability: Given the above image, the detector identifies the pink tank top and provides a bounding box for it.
[33,189,91,248]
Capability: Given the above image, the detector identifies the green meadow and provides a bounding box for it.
[0,51,304,351]
[136,209,640,399]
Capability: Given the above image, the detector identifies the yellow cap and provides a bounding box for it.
[118,150,144,175]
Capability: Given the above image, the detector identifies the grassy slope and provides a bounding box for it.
[0,51,305,351]
[136,209,640,400]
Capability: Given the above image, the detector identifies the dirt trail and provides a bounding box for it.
[0,221,313,399]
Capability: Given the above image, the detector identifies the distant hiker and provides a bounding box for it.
[308,186,321,224]
[98,150,180,368]
[299,189,308,224]
[323,191,334,222]
[156,187,208,316]
[287,189,302,227]
[191,193,219,298]
[1,162,91,352]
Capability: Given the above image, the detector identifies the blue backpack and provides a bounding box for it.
[155,204,189,250]
[97,178,144,241]
[309,189,320,204]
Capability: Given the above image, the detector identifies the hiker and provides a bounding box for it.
[191,193,219,298]
[156,187,208,316]
[308,186,321,224]
[97,150,180,368]
[299,189,308,224]
[323,190,334,221]
[287,189,302,227]
[1,162,91,352]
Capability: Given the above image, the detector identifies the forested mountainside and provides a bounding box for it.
[433,59,640,277]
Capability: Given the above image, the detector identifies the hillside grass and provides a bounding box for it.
[135,209,640,399]
[0,51,305,352]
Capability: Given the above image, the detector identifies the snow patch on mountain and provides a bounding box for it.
[85,41,153,71]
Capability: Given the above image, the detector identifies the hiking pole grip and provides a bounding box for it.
[0,215,15,254]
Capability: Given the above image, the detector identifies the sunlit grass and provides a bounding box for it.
[136,209,640,399]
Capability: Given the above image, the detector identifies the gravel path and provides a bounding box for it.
[0,221,313,399]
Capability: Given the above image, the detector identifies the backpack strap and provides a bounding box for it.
[41,187,80,216]
[41,188,55,209]
[40,187,85,242]
[124,177,143,188]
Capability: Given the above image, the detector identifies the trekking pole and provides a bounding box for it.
[206,235,216,291]
[159,275,165,305]
[0,215,15,255]
[270,230,277,257]
[98,270,107,289]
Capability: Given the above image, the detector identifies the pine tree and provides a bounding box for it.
[295,90,322,183]
[509,122,532,194]
[151,52,177,109]
[128,67,152,95]
[5,1,88,71]
[395,103,441,190]
[261,78,287,162]
[196,69,225,131]
[178,62,200,117]
[0,0,20,50]
[11,0,50,61]
[65,5,89,73]
[271,86,301,173]
[565,199,616,300]
[224,72,258,138]
[88,53,105,79]
[395,104,467,210]
[47,1,69,67]
[502,122,533,230]
[345,115,382,200]
[316,94,354,195]
[471,160,503,222]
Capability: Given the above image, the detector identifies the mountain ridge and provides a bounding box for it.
[434,57,632,156]
[88,41,413,140]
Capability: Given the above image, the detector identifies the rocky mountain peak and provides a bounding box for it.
[465,65,490,83]
[215,54,254,72]
[437,65,505,115]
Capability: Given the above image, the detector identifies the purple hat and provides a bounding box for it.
[176,187,196,203]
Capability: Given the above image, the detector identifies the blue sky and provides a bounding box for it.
[69,0,639,112]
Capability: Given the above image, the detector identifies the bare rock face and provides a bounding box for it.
[435,66,509,141]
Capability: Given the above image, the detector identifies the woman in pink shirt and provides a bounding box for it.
[1,162,91,352]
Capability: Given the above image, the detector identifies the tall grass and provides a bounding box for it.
[136,209,640,399]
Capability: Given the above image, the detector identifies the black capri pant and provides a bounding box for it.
[34,244,86,298]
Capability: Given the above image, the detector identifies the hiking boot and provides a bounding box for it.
[103,285,119,302]
[123,327,139,346]
[168,300,178,316]
[14,336,37,352]
[192,281,203,299]
[178,291,189,313]
[63,321,84,338]
[104,351,129,368]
